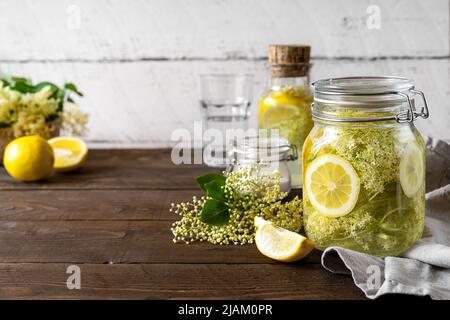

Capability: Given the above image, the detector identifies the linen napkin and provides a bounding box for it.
[321,137,450,299]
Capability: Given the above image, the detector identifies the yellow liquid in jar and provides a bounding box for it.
[258,86,313,187]
[302,123,425,257]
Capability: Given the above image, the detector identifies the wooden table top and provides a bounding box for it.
[0,149,366,300]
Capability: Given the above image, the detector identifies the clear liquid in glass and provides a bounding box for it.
[200,100,250,167]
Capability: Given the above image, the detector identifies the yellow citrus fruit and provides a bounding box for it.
[48,137,88,172]
[399,142,424,197]
[258,90,311,126]
[254,217,315,262]
[262,104,300,128]
[4,135,54,182]
[305,154,360,217]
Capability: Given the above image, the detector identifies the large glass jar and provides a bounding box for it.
[258,45,313,188]
[302,77,429,257]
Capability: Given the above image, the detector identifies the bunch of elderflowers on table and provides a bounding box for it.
[171,165,303,245]
[0,75,88,138]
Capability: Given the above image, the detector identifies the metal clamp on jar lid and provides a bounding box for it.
[312,76,430,123]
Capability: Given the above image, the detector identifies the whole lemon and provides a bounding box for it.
[4,135,54,182]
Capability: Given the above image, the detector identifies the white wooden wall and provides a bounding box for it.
[0,0,449,147]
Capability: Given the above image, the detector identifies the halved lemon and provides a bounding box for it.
[48,137,88,172]
[399,143,424,197]
[263,104,300,128]
[305,154,360,217]
[254,217,315,262]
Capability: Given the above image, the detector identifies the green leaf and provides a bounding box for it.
[200,199,230,226]
[11,76,30,83]
[33,81,59,92]
[0,79,10,87]
[56,88,66,111]
[10,81,35,94]
[204,179,226,201]
[196,173,225,192]
[64,82,84,96]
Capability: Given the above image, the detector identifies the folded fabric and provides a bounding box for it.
[321,137,450,299]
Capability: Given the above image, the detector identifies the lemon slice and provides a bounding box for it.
[254,217,314,262]
[399,143,424,197]
[263,104,299,128]
[48,137,88,172]
[305,154,360,217]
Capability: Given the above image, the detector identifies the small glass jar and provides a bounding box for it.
[303,77,429,257]
[228,136,298,194]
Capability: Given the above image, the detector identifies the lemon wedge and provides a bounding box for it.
[255,216,272,229]
[400,142,424,197]
[305,154,360,217]
[263,104,300,128]
[254,217,314,262]
[48,137,88,172]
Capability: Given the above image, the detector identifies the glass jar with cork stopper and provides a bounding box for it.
[258,45,313,188]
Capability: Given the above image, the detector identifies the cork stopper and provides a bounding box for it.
[268,45,311,77]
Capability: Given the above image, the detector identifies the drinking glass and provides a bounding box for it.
[199,74,253,167]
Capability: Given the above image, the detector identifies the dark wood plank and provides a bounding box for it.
[0,189,202,221]
[0,189,302,221]
[0,263,365,300]
[0,149,219,190]
[0,220,321,264]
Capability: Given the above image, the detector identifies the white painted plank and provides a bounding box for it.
[2,59,448,147]
[0,0,448,61]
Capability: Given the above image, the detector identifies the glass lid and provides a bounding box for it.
[311,76,429,123]
[313,76,414,95]
[232,135,297,161]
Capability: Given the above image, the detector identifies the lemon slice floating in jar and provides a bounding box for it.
[48,137,88,172]
[263,104,300,128]
[399,142,424,198]
[254,217,315,262]
[305,154,360,217]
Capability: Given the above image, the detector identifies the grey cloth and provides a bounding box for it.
[321,137,450,299]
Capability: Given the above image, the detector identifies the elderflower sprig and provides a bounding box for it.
[0,75,86,138]
[171,164,303,245]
